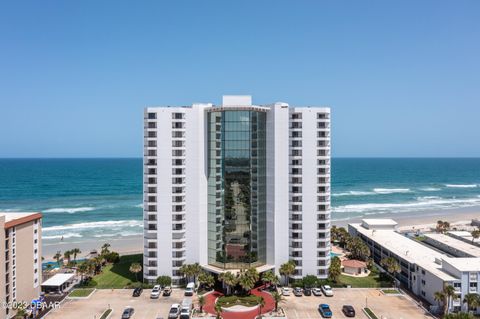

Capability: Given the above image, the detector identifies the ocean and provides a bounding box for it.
[0,158,479,243]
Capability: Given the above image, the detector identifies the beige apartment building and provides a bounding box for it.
[0,212,42,319]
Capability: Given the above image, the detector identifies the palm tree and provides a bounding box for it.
[279,261,296,286]
[198,272,214,289]
[246,267,259,284]
[191,263,202,284]
[261,270,278,288]
[219,271,237,296]
[78,262,89,282]
[272,291,282,312]
[198,295,206,313]
[434,290,445,313]
[258,296,265,318]
[444,313,474,319]
[215,302,222,319]
[238,269,255,294]
[180,264,193,283]
[463,293,480,313]
[129,262,142,282]
[380,257,401,285]
[328,256,342,282]
[101,243,111,255]
[54,251,62,267]
[443,284,457,315]
[63,250,72,264]
[92,256,104,274]
[471,229,480,244]
[346,237,371,261]
[71,248,81,264]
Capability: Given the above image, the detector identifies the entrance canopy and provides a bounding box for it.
[201,264,275,275]
[42,273,75,288]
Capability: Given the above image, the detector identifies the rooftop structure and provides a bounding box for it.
[424,233,480,258]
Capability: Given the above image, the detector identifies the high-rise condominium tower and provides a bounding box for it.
[143,96,331,285]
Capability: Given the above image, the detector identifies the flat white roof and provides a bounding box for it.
[448,231,473,237]
[443,257,480,272]
[363,219,398,226]
[425,233,480,257]
[41,273,75,287]
[0,212,39,222]
[350,223,457,281]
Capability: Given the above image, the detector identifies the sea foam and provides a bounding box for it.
[43,207,96,214]
[445,184,477,188]
[373,188,411,194]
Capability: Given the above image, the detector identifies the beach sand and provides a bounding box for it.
[41,206,480,261]
[42,235,143,261]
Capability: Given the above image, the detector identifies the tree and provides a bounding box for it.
[198,272,214,289]
[54,251,62,267]
[156,275,172,287]
[302,275,318,288]
[471,229,480,244]
[436,220,450,234]
[218,271,237,296]
[329,256,342,282]
[77,262,89,282]
[198,295,206,313]
[261,270,278,287]
[13,301,27,319]
[71,248,81,264]
[434,291,445,313]
[63,250,72,264]
[238,269,256,294]
[191,263,203,284]
[380,257,401,284]
[215,302,222,319]
[279,261,296,286]
[101,243,111,255]
[346,237,371,261]
[443,284,457,315]
[246,267,259,284]
[129,263,142,282]
[463,293,480,313]
[258,296,265,318]
[180,264,194,283]
[272,291,283,311]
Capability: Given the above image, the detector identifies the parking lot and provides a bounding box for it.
[46,288,434,319]
[46,288,185,319]
[282,288,434,319]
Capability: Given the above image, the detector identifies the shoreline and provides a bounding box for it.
[41,205,480,262]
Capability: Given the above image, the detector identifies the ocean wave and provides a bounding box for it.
[333,196,480,214]
[43,220,143,233]
[44,207,96,214]
[445,184,477,188]
[134,204,143,208]
[419,187,441,192]
[332,191,376,197]
[93,231,141,238]
[43,233,83,240]
[373,188,411,194]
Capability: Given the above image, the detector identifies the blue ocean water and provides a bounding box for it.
[0,158,479,242]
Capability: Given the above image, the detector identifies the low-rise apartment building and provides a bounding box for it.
[0,212,42,319]
[349,219,480,314]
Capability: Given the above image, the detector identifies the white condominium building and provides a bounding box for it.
[0,212,42,319]
[143,95,331,285]
[349,219,480,315]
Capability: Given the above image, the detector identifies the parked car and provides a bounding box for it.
[151,285,161,298]
[318,304,333,318]
[321,285,333,297]
[303,287,312,296]
[267,285,278,292]
[132,287,143,297]
[168,304,181,319]
[342,305,356,317]
[121,307,134,319]
[179,307,190,319]
[281,287,291,296]
[293,287,303,297]
[184,282,195,296]
[312,288,322,296]
[163,286,172,296]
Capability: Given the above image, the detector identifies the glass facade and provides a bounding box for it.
[207,109,267,269]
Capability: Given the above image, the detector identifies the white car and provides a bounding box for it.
[150,285,161,298]
[321,285,333,297]
[168,304,181,319]
[312,287,322,296]
[281,287,291,296]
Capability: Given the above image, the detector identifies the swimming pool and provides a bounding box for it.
[330,252,342,258]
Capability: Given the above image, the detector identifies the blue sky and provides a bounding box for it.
[0,1,479,157]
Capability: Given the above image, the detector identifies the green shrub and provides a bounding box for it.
[99,308,112,319]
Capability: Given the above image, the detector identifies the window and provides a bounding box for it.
[291,113,302,119]
[148,113,156,119]
[291,131,302,138]
[172,113,185,119]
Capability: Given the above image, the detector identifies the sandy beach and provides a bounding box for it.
[41,206,480,262]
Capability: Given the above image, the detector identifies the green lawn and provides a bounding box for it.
[337,272,392,288]
[86,254,143,289]
[364,307,379,319]
[99,308,112,319]
[68,288,95,297]
[381,289,401,294]
[217,295,262,308]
